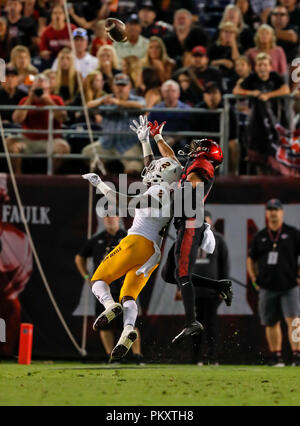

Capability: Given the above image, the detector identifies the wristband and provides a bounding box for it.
[84,274,89,280]
[252,281,258,289]
[141,141,153,157]
[96,180,111,196]
[154,134,163,144]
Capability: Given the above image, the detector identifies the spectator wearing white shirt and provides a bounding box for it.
[114,14,149,61]
[52,28,98,78]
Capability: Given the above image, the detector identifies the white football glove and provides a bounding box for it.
[130,115,150,145]
[82,173,102,187]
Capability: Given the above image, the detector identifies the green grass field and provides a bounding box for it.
[0,362,299,406]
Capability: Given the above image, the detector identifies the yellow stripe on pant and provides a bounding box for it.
[92,235,159,301]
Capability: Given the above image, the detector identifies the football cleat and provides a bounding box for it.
[218,280,233,307]
[111,328,138,361]
[172,321,204,345]
[93,303,123,331]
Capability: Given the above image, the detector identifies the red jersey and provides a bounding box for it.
[18,95,65,140]
[40,24,76,58]
[91,38,112,57]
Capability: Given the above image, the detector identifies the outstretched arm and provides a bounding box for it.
[130,115,154,167]
[149,120,182,167]
[82,173,152,212]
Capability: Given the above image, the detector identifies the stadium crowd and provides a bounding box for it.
[0,0,300,175]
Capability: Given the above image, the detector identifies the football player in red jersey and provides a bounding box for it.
[148,120,232,344]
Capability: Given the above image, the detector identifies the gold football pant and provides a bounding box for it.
[92,235,158,301]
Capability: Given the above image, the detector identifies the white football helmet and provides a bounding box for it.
[142,157,182,186]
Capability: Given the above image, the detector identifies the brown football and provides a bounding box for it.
[105,18,128,43]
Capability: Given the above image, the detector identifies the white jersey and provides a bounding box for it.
[128,184,173,247]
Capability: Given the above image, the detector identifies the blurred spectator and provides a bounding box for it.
[39,4,76,63]
[114,14,149,61]
[97,44,120,93]
[137,66,161,107]
[68,0,104,30]
[43,69,57,94]
[209,22,241,83]
[190,211,229,365]
[194,83,239,175]
[163,8,209,68]
[154,0,199,24]
[235,0,260,32]
[9,45,39,87]
[228,55,252,92]
[98,0,137,21]
[176,69,202,107]
[91,20,112,57]
[148,79,191,155]
[75,215,144,364]
[174,46,223,97]
[0,65,27,123]
[246,25,288,76]
[269,6,299,65]
[138,0,171,39]
[278,0,300,28]
[122,55,143,90]
[71,70,106,124]
[5,0,38,53]
[247,199,300,367]
[52,28,98,79]
[8,74,69,174]
[219,5,255,52]
[54,48,79,105]
[141,36,175,83]
[83,73,145,174]
[249,0,276,23]
[0,17,12,62]
[23,0,48,36]
[234,52,290,173]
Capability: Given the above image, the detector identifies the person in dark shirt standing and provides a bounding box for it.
[138,0,171,39]
[247,199,300,366]
[5,0,38,54]
[75,216,143,363]
[270,6,299,65]
[0,65,26,123]
[163,9,209,68]
[187,211,229,365]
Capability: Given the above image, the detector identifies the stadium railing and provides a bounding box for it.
[0,105,230,175]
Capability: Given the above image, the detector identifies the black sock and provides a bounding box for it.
[272,351,283,360]
[180,280,196,324]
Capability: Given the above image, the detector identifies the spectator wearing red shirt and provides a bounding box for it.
[7,74,70,174]
[40,5,76,63]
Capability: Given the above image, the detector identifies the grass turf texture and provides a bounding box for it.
[0,363,299,406]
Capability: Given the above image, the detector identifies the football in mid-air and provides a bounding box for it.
[105,18,128,43]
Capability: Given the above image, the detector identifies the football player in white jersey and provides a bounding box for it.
[82,116,182,361]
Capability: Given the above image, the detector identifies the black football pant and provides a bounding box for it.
[174,221,205,324]
[192,297,221,363]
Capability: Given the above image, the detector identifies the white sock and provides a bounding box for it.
[123,299,138,330]
[92,280,114,309]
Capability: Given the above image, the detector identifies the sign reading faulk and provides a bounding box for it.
[2,205,51,224]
